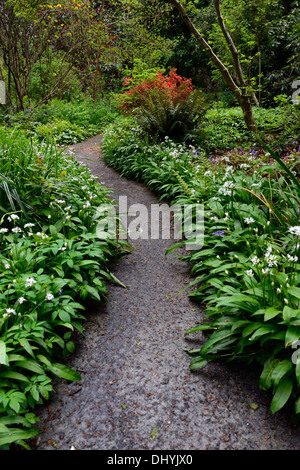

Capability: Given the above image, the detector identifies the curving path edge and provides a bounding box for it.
[33,134,300,450]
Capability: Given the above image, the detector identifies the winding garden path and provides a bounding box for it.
[34,135,300,450]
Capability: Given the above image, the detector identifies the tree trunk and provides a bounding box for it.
[168,0,257,132]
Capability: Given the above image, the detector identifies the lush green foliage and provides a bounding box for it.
[1,98,118,145]
[102,116,300,417]
[0,127,128,449]
[201,101,299,151]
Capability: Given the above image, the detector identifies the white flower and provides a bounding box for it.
[18,297,26,304]
[218,181,235,196]
[289,226,300,236]
[245,269,254,277]
[46,293,54,301]
[24,223,35,228]
[284,298,289,304]
[25,277,36,287]
[244,217,255,224]
[12,227,22,233]
[6,308,16,315]
[9,214,19,221]
[262,268,269,275]
[251,255,260,266]
[287,254,298,262]
[0,228,8,233]
[265,253,278,267]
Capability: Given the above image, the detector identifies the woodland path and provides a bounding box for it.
[34,134,300,451]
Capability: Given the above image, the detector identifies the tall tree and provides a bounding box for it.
[167,0,258,131]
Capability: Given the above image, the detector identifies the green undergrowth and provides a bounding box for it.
[0,97,118,146]
[102,116,300,418]
[0,127,129,449]
[200,103,299,152]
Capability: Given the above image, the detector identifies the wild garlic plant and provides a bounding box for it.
[103,122,300,416]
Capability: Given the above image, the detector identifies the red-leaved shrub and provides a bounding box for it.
[117,69,208,141]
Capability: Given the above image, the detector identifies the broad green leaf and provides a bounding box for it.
[59,310,71,323]
[189,356,208,371]
[242,323,264,338]
[271,360,293,387]
[19,338,35,358]
[14,360,44,374]
[0,340,8,366]
[200,329,234,356]
[0,371,30,382]
[50,363,81,382]
[283,306,300,324]
[249,325,277,342]
[263,308,281,322]
[0,423,9,433]
[288,286,300,300]
[184,324,217,336]
[259,358,278,391]
[285,326,300,348]
[270,376,294,414]
[0,427,39,446]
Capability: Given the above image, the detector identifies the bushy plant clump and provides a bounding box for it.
[102,119,300,417]
[0,128,128,449]
[116,68,209,142]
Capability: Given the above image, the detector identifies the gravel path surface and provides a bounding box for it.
[34,134,300,450]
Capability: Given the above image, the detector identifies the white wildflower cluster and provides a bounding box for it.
[36,231,48,239]
[287,254,298,263]
[240,163,250,169]
[244,217,255,224]
[46,293,54,301]
[218,180,235,196]
[222,166,234,181]
[3,308,17,319]
[251,255,260,266]
[8,214,19,222]
[265,246,278,267]
[245,269,254,277]
[289,226,300,237]
[25,277,37,288]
